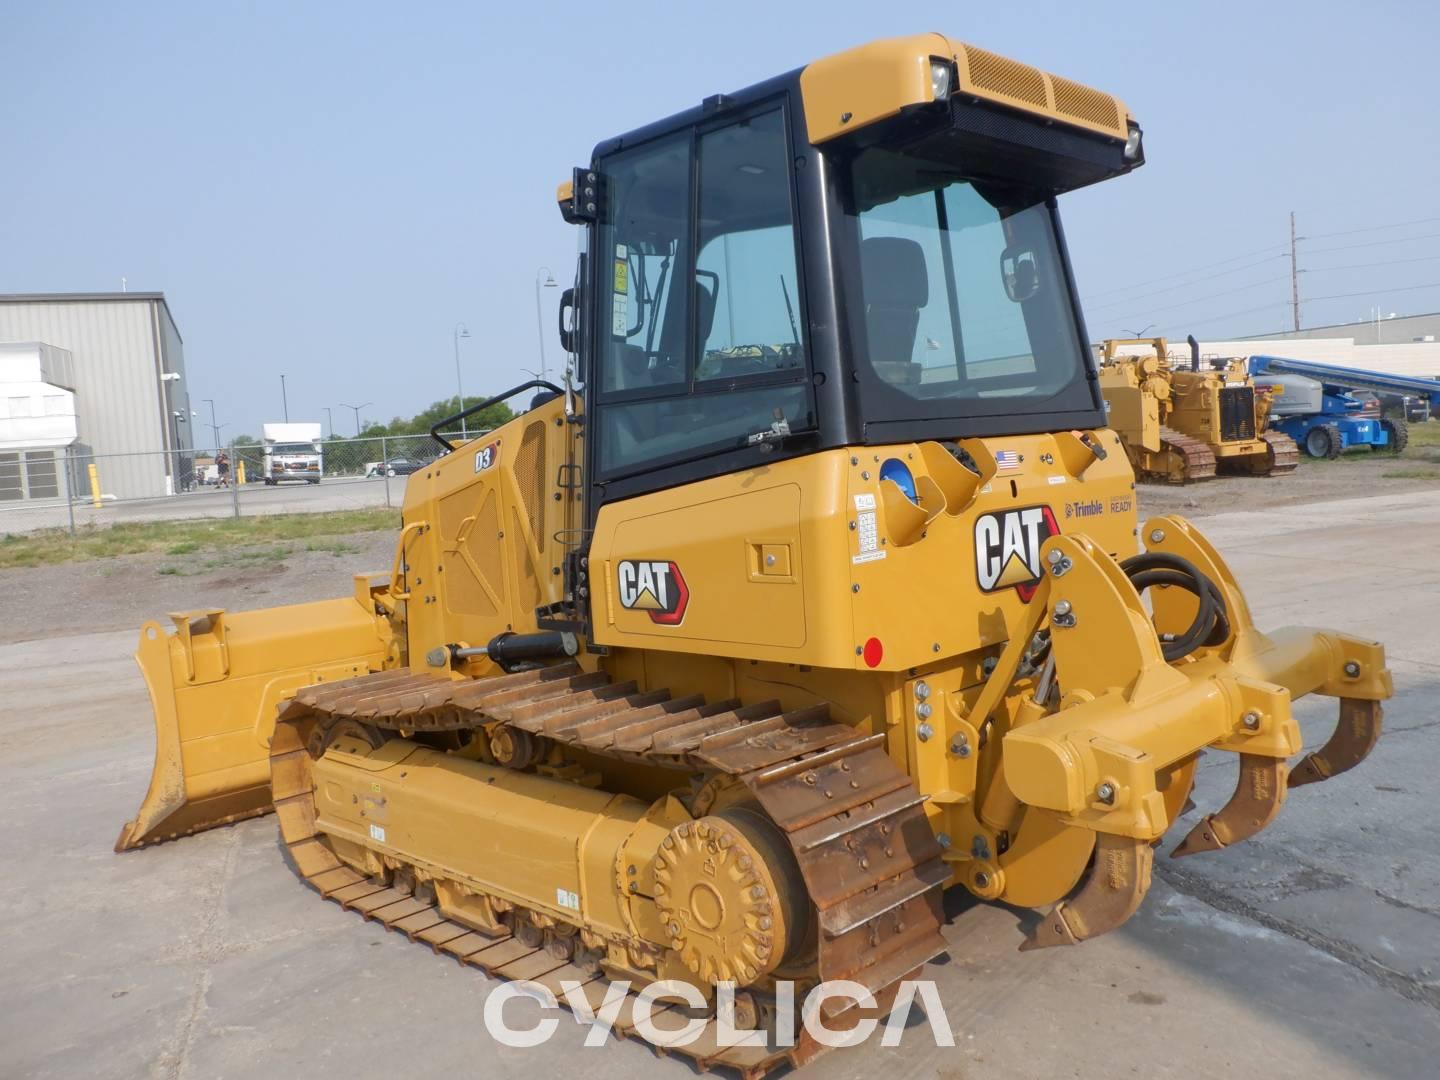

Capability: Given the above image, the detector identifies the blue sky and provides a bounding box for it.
[6,2,1438,437]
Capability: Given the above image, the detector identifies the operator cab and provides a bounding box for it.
[558,34,1144,513]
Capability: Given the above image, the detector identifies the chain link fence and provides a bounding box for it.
[0,431,487,535]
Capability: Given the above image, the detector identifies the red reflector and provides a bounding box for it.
[862,637,884,668]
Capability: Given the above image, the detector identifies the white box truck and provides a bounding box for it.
[261,422,324,484]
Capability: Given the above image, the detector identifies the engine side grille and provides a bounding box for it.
[514,420,547,552]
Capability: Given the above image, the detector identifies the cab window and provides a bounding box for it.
[594,107,810,477]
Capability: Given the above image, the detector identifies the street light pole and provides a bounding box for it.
[453,322,471,438]
[322,406,333,438]
[339,401,372,436]
[534,267,558,381]
[203,398,221,450]
[280,374,289,421]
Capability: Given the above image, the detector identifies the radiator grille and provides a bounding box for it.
[1220,387,1256,442]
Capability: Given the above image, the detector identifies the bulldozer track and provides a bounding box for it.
[1259,431,1299,476]
[269,664,949,1076]
[1156,426,1216,483]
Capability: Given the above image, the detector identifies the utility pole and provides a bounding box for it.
[322,406,333,438]
[1289,211,1302,332]
[280,373,290,421]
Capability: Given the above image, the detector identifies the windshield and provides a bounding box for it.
[271,443,318,454]
[843,147,1095,425]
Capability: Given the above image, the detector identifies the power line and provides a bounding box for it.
[1151,281,1440,338]
[1303,280,1440,304]
[1100,275,1289,322]
[1303,253,1440,273]
[1304,230,1440,256]
[1085,222,1440,310]
[1303,215,1440,241]
[1080,242,1288,303]
[1084,254,1287,313]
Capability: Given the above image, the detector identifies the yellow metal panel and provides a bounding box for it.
[800,34,1131,145]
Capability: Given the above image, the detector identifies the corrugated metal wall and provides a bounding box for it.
[0,298,179,500]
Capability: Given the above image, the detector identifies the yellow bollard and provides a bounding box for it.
[87,463,101,508]
[237,460,247,486]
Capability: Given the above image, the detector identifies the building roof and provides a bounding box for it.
[0,291,168,304]
[0,292,183,344]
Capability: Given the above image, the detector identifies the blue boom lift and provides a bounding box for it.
[1247,355,1438,458]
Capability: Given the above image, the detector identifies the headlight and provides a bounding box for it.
[1123,122,1143,161]
[930,59,953,101]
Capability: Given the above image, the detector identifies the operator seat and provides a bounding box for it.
[861,236,928,386]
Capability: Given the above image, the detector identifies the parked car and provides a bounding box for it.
[1374,392,1431,423]
[364,458,421,477]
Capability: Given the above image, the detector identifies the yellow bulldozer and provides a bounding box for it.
[117,34,1388,1073]
[1099,336,1299,482]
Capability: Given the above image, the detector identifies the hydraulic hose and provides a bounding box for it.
[1120,552,1229,661]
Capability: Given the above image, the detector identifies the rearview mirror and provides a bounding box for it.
[1001,246,1040,303]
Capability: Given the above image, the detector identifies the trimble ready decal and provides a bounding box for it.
[974,505,1060,603]
[617,560,690,625]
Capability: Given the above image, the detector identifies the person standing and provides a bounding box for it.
[216,450,231,488]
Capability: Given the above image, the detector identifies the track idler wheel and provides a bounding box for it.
[1020,834,1153,950]
[1289,698,1383,789]
[1171,754,1288,858]
[653,809,808,986]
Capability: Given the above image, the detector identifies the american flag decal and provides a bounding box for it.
[995,450,1021,471]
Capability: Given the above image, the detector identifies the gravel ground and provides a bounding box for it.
[0,531,396,646]
[0,451,1432,647]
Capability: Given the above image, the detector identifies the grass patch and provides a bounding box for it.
[0,508,398,569]
[157,565,181,576]
[1406,421,1440,448]
[306,539,361,557]
[1381,468,1440,480]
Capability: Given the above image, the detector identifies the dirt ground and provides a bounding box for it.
[0,452,1433,647]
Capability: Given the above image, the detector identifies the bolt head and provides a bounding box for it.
[936,832,952,848]
[973,872,990,889]
[1149,528,1166,543]
[1242,711,1260,729]
[1054,599,1072,617]
[1344,661,1361,677]
[1046,549,1063,566]
[1097,782,1116,803]
[914,680,931,700]
[916,702,933,720]
[917,722,934,742]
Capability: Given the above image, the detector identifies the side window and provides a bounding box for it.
[694,110,804,381]
[598,133,690,394]
[595,107,811,477]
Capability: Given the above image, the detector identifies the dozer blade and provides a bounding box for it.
[116,594,391,851]
[1289,698,1383,789]
[1020,834,1153,950]
[1171,754,1287,858]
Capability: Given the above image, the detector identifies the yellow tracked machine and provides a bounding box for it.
[118,34,1389,1073]
[1099,336,1299,482]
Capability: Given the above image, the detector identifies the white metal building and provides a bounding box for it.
[0,342,79,503]
[0,293,191,501]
